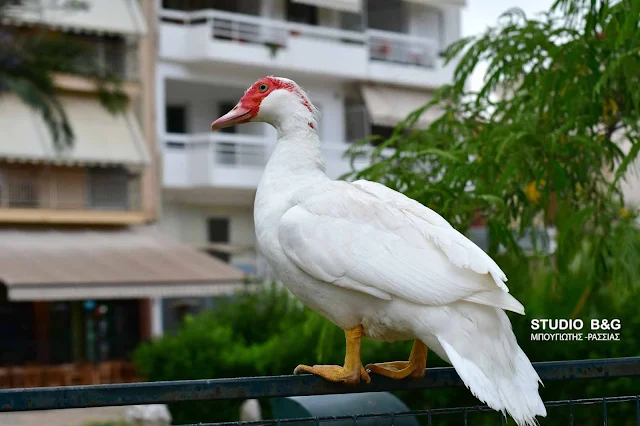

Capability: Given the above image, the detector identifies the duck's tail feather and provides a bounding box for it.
[424,304,546,426]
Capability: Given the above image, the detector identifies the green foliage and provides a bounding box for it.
[0,0,128,150]
[133,284,415,424]
[346,0,640,309]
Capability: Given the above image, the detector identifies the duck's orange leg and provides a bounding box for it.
[294,324,371,386]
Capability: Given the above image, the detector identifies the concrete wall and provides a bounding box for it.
[165,80,265,136]
[139,0,160,223]
[161,68,346,143]
[159,202,257,270]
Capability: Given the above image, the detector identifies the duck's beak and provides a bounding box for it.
[211,104,253,131]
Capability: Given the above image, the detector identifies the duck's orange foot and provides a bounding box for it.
[365,360,425,379]
[294,364,371,386]
[366,339,428,380]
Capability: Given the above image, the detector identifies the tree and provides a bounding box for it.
[346,0,640,314]
[0,0,128,150]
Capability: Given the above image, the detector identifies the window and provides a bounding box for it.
[166,105,187,134]
[208,217,229,243]
[286,0,318,25]
[345,103,369,142]
[86,167,129,211]
[207,217,231,263]
[49,302,73,364]
[0,301,36,365]
[367,0,407,33]
[162,0,260,14]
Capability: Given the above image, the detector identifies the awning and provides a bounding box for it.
[291,0,362,13]
[0,227,247,301]
[0,95,150,167]
[2,0,147,35]
[361,85,443,129]
[401,0,467,7]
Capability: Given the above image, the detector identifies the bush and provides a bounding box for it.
[133,283,416,423]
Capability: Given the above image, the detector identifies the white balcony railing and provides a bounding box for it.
[367,29,439,69]
[165,132,273,168]
[159,9,439,68]
[162,132,368,188]
[160,9,365,48]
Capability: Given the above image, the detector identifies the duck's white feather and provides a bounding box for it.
[278,180,523,313]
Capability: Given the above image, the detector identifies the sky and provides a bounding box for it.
[461,0,556,90]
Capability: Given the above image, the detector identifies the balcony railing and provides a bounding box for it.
[165,133,273,168]
[159,9,439,68]
[162,132,369,187]
[68,37,138,81]
[0,167,142,211]
[161,9,365,48]
[367,29,439,68]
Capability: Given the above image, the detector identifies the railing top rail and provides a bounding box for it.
[1,357,639,413]
[366,28,439,47]
[163,133,360,149]
[164,133,273,146]
[159,8,368,43]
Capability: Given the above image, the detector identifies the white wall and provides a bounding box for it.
[159,202,257,269]
[161,66,347,143]
[408,4,441,42]
[165,80,265,136]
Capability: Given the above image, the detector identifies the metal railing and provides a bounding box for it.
[163,133,357,169]
[164,133,273,169]
[0,167,142,211]
[367,29,439,68]
[161,9,365,46]
[91,40,138,80]
[0,357,639,425]
[159,9,439,67]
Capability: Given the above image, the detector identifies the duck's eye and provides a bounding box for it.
[258,83,269,92]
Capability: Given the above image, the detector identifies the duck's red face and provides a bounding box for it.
[211,77,302,131]
[211,77,294,131]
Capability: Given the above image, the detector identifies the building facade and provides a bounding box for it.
[156,0,466,288]
[0,0,245,388]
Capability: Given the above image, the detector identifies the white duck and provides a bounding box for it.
[211,77,546,426]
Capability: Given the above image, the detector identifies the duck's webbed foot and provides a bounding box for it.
[365,339,428,380]
[293,325,370,386]
[293,364,370,386]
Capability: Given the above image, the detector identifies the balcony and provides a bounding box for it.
[366,29,451,87]
[0,165,144,225]
[158,9,451,87]
[74,36,139,81]
[162,133,367,190]
[160,9,367,78]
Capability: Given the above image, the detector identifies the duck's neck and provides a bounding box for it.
[257,118,329,200]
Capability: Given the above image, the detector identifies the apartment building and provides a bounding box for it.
[157,0,465,286]
[0,0,245,387]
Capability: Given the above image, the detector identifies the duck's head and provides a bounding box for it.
[211,76,318,133]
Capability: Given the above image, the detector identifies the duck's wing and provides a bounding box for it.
[277,180,524,314]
